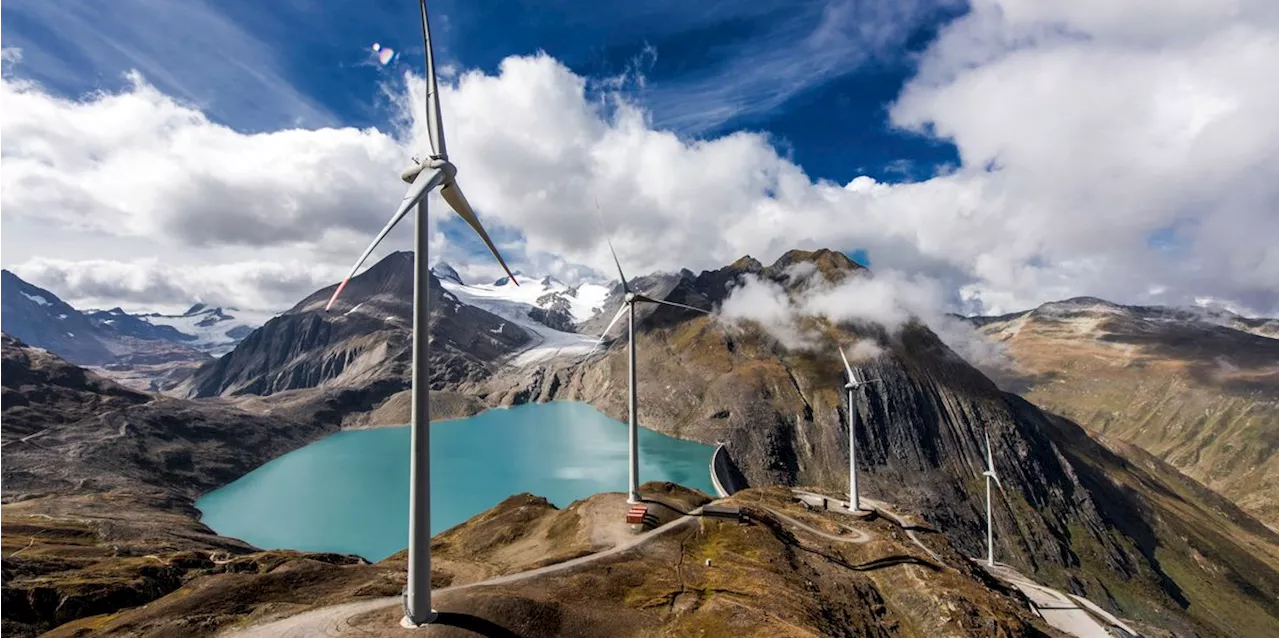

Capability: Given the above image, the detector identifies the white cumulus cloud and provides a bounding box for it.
[0,0,1274,322]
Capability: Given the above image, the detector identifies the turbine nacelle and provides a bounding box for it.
[401,158,455,185]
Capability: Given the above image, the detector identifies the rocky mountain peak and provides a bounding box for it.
[186,250,533,399]
[431,262,465,285]
[765,248,866,285]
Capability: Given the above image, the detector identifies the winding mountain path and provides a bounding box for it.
[762,506,872,544]
[790,489,942,563]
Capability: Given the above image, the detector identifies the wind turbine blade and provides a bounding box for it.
[593,198,629,293]
[440,179,518,286]
[985,428,995,472]
[636,295,711,314]
[418,0,446,158]
[324,167,445,312]
[590,305,629,353]
[838,346,857,385]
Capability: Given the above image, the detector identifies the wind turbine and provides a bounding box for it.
[838,346,880,512]
[322,0,517,627]
[982,426,1003,567]
[590,201,711,504]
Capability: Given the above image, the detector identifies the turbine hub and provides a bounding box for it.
[624,292,637,303]
[428,157,456,182]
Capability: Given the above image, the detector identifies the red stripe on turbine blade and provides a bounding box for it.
[324,279,351,312]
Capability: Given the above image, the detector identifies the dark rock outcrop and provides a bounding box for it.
[529,291,576,332]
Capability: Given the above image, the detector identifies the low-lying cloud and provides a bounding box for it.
[717,267,1012,372]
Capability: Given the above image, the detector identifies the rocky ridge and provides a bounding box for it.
[468,249,1278,637]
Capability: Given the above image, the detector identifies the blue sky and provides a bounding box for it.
[2,0,1274,317]
[1,0,963,185]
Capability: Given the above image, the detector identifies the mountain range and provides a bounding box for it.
[963,297,1279,524]
[0,270,269,391]
[1,248,1276,637]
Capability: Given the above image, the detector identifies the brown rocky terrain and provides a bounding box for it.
[1,334,345,636]
[963,297,1278,524]
[43,484,1070,637]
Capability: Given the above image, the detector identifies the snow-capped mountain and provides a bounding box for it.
[430,263,464,285]
[1,269,272,370]
[432,263,613,365]
[138,304,274,357]
[84,308,197,343]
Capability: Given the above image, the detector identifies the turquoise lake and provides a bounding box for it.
[196,401,716,561]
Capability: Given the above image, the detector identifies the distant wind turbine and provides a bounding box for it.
[982,426,1004,567]
[590,199,711,504]
[321,0,517,627]
[838,346,880,512]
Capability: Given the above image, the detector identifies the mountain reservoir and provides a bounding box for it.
[195,401,716,561]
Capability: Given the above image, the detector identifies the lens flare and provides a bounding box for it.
[370,43,395,66]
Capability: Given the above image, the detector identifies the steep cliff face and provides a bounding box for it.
[475,250,1278,638]
[184,252,532,400]
[964,297,1279,523]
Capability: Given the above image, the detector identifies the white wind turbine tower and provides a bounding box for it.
[322,0,517,627]
[838,346,880,512]
[982,426,1003,567]
[590,201,711,504]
